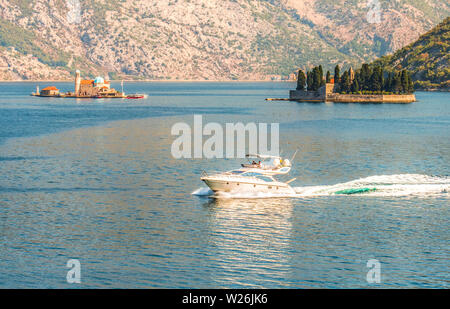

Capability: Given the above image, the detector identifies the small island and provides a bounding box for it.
[32,70,126,98]
[289,64,416,103]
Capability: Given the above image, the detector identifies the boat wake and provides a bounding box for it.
[192,174,450,198]
[191,187,214,196]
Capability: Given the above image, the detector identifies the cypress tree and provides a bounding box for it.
[355,70,361,89]
[340,71,350,93]
[351,78,359,93]
[326,70,331,83]
[405,71,410,93]
[390,72,396,92]
[379,67,384,92]
[385,72,392,92]
[354,71,360,87]
[360,64,371,90]
[296,69,306,91]
[334,65,340,83]
[407,71,414,93]
[369,71,375,91]
[312,67,321,91]
[307,71,313,91]
[319,65,325,86]
[366,65,373,90]
[370,66,382,92]
[393,72,402,93]
[401,70,407,93]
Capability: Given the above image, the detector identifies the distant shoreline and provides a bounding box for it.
[0,79,295,83]
[1,80,447,91]
[415,88,450,92]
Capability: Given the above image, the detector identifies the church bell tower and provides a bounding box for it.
[75,70,81,96]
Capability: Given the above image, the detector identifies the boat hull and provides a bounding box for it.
[201,177,295,196]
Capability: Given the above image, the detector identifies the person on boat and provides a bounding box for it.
[273,158,281,168]
[258,161,261,167]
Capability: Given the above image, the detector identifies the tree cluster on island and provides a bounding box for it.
[297,64,415,95]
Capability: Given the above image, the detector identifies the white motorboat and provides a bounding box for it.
[200,153,297,196]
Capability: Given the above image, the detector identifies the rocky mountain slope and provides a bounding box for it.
[0,0,448,81]
[371,17,449,90]
[284,0,449,59]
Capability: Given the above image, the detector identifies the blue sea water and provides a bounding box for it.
[0,81,448,288]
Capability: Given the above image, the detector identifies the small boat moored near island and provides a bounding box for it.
[126,94,146,99]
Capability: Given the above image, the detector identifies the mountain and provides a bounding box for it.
[371,17,449,90]
[0,0,449,81]
[283,0,449,60]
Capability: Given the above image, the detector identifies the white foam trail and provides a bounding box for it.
[294,174,450,197]
[192,174,450,199]
[191,187,213,196]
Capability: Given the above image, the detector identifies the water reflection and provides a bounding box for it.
[0,85,448,288]
[202,198,294,288]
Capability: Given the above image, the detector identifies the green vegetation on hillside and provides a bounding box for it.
[9,0,33,17]
[0,1,448,81]
[300,0,450,64]
[371,17,449,90]
[247,1,353,76]
[0,19,70,67]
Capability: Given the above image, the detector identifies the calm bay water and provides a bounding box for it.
[0,82,448,288]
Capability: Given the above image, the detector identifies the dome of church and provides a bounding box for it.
[94,76,105,84]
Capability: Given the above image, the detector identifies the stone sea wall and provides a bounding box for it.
[289,90,325,102]
[328,94,416,103]
[289,90,416,103]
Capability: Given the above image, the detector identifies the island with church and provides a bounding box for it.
[289,64,416,103]
[32,70,127,98]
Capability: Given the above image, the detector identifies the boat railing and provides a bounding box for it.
[201,171,272,181]
[201,170,230,177]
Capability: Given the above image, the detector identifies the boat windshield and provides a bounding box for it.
[230,170,245,174]
[241,172,263,177]
[256,175,274,182]
[241,172,274,182]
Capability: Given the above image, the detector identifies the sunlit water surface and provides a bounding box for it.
[0,82,448,288]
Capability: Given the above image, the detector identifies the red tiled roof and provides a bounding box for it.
[80,80,94,85]
[42,86,59,91]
